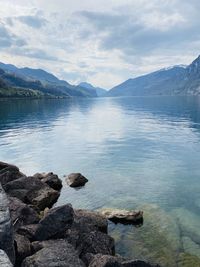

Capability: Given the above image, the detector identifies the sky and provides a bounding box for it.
[0,0,200,89]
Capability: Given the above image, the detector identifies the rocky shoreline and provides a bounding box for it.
[0,161,160,267]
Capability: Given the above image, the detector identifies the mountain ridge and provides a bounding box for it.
[0,62,97,98]
[107,55,200,96]
[79,82,107,96]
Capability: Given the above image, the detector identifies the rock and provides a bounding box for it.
[0,249,13,267]
[100,208,143,225]
[75,209,108,233]
[112,204,181,267]
[78,230,115,259]
[182,236,200,258]
[86,254,159,267]
[21,239,85,267]
[17,224,39,241]
[33,172,62,191]
[9,197,40,231]
[172,207,200,245]
[14,234,31,264]
[66,173,88,187]
[0,162,25,187]
[0,184,15,264]
[34,204,74,241]
[122,260,161,267]
[88,254,122,267]
[4,176,60,210]
[177,253,200,267]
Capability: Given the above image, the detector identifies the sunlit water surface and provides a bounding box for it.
[1,96,200,266]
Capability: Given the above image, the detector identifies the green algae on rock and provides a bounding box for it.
[171,207,200,244]
[110,204,181,267]
[177,253,200,267]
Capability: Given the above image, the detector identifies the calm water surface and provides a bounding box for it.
[1,96,200,266]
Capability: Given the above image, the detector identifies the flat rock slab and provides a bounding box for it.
[21,239,85,267]
[100,208,143,225]
[66,173,88,187]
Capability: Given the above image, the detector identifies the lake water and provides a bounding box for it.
[1,96,200,266]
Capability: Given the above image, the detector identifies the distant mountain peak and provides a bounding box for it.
[107,54,200,97]
[79,82,107,97]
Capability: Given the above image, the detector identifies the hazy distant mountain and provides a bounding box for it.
[79,82,107,97]
[107,55,200,96]
[0,62,96,98]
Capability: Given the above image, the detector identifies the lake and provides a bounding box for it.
[1,96,200,266]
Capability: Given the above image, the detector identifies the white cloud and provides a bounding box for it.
[0,0,199,88]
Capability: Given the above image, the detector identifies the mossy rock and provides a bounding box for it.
[177,253,200,267]
[112,204,181,267]
[171,207,200,244]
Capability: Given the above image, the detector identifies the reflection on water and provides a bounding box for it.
[1,96,200,266]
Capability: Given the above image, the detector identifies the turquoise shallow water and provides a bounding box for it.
[1,96,200,266]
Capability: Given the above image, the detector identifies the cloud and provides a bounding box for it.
[0,0,200,88]
[0,22,26,48]
[16,15,47,28]
[77,2,198,57]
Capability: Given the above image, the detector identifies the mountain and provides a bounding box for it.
[79,82,107,97]
[107,56,200,96]
[0,62,97,98]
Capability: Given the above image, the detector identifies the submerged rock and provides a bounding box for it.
[100,208,143,225]
[172,207,200,245]
[33,172,62,191]
[21,239,85,267]
[0,184,15,264]
[66,173,88,187]
[0,249,13,267]
[182,236,200,258]
[87,254,161,267]
[177,253,200,267]
[4,176,60,210]
[113,204,181,267]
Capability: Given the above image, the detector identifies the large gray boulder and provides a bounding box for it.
[0,162,25,187]
[9,197,40,231]
[88,254,122,267]
[0,249,13,267]
[74,209,108,233]
[34,204,74,241]
[0,184,15,264]
[14,234,31,265]
[17,224,39,242]
[21,239,85,267]
[4,176,60,210]
[33,172,62,191]
[66,173,88,187]
[78,230,115,259]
